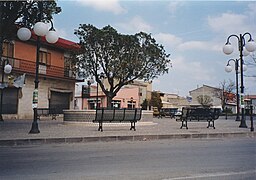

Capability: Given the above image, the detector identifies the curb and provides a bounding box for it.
[0,132,255,146]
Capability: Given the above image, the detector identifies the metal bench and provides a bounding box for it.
[180,107,221,129]
[36,108,59,120]
[93,108,142,132]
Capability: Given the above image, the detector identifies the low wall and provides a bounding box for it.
[63,110,153,122]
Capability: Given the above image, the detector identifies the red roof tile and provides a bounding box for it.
[30,33,80,50]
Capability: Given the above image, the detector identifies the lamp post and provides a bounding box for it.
[96,72,104,109]
[223,32,256,128]
[225,59,241,121]
[87,78,94,109]
[0,60,12,121]
[17,2,58,133]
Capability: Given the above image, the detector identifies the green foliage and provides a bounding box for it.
[141,99,149,110]
[0,1,61,40]
[149,91,163,110]
[75,24,171,107]
[0,1,61,61]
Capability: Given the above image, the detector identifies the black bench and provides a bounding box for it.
[93,108,142,132]
[180,107,221,129]
[36,108,59,120]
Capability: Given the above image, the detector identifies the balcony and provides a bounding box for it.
[1,56,77,81]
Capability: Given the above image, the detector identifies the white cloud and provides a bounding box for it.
[76,0,126,15]
[154,33,182,50]
[208,12,252,35]
[167,1,185,14]
[154,33,223,53]
[177,40,221,53]
[173,56,212,81]
[117,16,152,33]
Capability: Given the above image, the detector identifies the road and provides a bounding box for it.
[0,138,255,180]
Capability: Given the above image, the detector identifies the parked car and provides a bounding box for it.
[153,107,160,117]
[174,110,182,121]
[161,108,178,118]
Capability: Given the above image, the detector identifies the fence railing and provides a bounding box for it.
[1,56,76,80]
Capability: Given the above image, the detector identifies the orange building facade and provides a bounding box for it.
[1,36,79,119]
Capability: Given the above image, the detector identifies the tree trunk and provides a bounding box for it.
[106,96,113,108]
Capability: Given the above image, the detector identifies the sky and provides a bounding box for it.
[54,0,256,97]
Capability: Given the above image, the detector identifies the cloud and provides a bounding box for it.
[154,33,182,50]
[208,12,252,35]
[117,16,152,33]
[177,41,219,52]
[173,56,213,81]
[154,33,221,54]
[76,0,126,15]
[167,1,185,14]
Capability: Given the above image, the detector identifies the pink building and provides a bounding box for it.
[75,80,151,110]
[83,86,139,109]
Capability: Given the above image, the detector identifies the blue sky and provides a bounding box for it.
[54,0,256,96]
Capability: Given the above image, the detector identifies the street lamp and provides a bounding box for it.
[96,72,105,109]
[223,32,256,128]
[0,60,12,121]
[17,2,59,133]
[225,58,244,121]
[87,77,94,109]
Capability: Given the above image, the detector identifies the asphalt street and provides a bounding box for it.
[0,137,255,180]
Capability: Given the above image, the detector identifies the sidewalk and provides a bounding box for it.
[0,116,255,146]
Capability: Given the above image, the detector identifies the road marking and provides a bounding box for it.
[163,170,256,180]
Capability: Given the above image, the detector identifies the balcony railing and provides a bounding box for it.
[1,56,77,80]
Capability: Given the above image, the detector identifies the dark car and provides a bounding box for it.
[160,108,178,118]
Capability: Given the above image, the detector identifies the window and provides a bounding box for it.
[64,55,75,78]
[127,100,136,109]
[88,99,100,109]
[111,100,121,108]
[2,41,14,58]
[39,50,51,65]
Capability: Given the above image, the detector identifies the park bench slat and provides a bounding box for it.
[93,108,142,132]
[180,107,221,129]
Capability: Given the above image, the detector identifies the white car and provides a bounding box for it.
[175,111,182,116]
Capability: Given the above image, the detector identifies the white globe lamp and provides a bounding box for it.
[46,30,59,43]
[245,40,256,52]
[17,27,31,41]
[33,22,48,36]
[223,44,234,55]
[225,65,232,73]
[242,49,250,56]
[4,64,12,74]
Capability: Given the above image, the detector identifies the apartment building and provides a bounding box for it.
[75,80,152,109]
[189,84,237,112]
[1,36,79,119]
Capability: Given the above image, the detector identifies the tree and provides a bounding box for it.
[0,1,61,60]
[214,79,235,110]
[141,99,149,110]
[149,91,163,110]
[196,95,213,107]
[75,24,171,107]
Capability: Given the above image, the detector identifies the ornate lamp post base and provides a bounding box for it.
[29,122,40,134]
[239,121,248,128]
